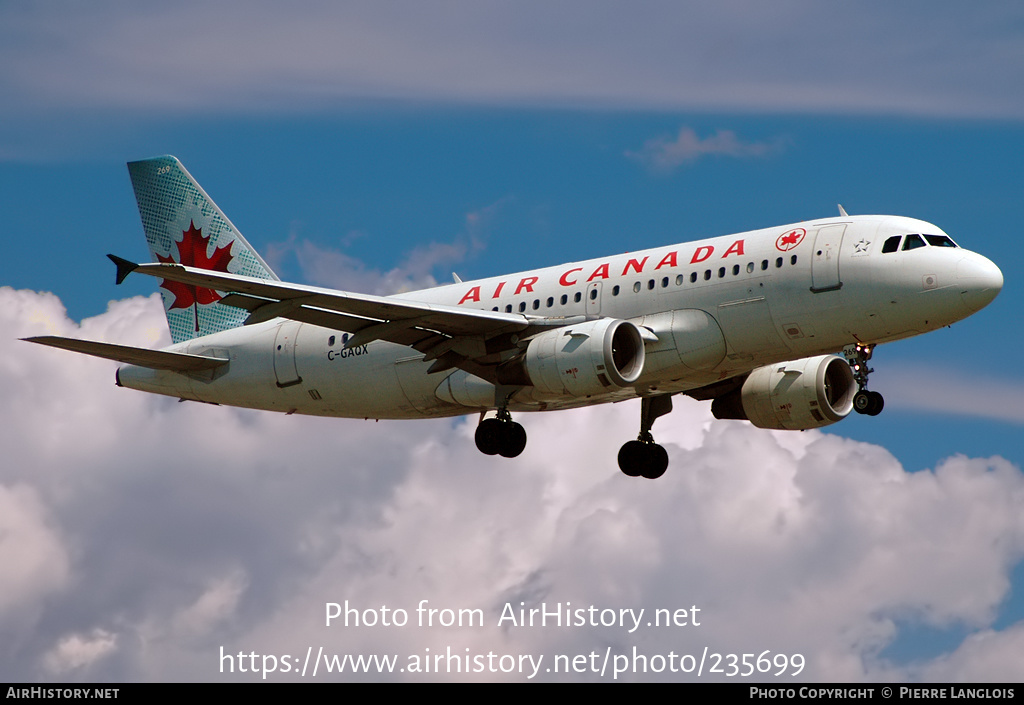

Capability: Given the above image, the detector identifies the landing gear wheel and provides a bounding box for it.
[617,441,669,479]
[853,390,872,415]
[619,395,674,479]
[617,440,646,477]
[865,390,884,416]
[498,422,527,458]
[643,444,669,480]
[853,390,884,416]
[475,417,528,458]
[475,418,503,455]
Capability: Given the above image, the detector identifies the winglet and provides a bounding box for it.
[107,254,139,285]
[838,204,849,217]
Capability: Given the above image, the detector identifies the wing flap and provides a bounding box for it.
[24,336,229,372]
[218,293,449,349]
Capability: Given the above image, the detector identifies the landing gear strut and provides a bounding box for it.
[475,408,527,458]
[844,343,884,416]
[618,395,673,479]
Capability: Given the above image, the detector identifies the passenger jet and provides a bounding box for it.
[26,157,1003,479]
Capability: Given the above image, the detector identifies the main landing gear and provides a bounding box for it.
[475,409,528,458]
[618,395,673,480]
[844,343,884,416]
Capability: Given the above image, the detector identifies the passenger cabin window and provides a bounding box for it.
[574,292,582,303]
[882,235,901,253]
[902,234,926,251]
[560,294,568,305]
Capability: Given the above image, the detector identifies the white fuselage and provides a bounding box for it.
[116,214,1002,419]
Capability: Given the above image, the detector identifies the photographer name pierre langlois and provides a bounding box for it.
[326,600,701,634]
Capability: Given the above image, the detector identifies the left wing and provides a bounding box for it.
[24,336,229,372]
[110,256,582,379]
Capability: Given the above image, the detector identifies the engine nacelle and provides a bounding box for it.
[516,318,645,398]
[711,354,856,430]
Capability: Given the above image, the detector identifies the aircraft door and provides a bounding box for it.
[586,281,602,316]
[810,224,846,292]
[273,321,303,388]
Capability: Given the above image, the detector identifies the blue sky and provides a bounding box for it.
[2,1,1023,682]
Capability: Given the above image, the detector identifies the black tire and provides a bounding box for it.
[498,422,527,458]
[618,440,645,477]
[853,390,872,414]
[866,391,884,416]
[641,444,669,480]
[475,418,502,455]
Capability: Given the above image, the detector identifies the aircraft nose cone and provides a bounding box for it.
[957,254,1003,312]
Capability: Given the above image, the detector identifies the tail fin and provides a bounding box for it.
[127,156,280,344]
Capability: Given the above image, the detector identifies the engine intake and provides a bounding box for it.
[505,318,645,398]
[711,354,856,430]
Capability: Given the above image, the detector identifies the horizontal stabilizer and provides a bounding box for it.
[23,336,229,372]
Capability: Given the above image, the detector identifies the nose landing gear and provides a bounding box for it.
[617,395,673,479]
[844,343,884,416]
[853,389,884,416]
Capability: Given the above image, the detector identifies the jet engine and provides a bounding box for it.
[503,318,645,398]
[711,354,856,430]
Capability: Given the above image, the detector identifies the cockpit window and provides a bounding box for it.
[902,234,926,251]
[882,235,902,253]
[882,233,956,253]
[924,234,958,248]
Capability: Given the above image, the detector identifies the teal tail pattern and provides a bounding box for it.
[127,156,279,344]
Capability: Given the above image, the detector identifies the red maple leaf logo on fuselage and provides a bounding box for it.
[158,221,233,331]
[775,228,806,252]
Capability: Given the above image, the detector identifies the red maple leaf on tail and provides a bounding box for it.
[158,221,234,332]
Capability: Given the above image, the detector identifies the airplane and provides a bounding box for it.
[25,156,1003,479]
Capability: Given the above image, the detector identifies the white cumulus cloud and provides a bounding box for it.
[626,127,785,173]
[4,286,1024,681]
